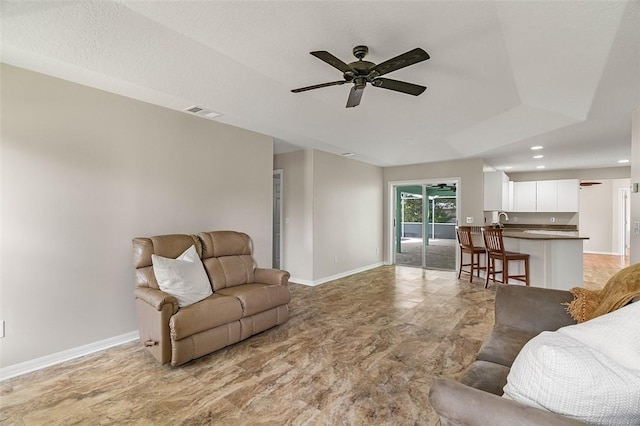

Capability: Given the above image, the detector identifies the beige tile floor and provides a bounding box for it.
[0,254,628,425]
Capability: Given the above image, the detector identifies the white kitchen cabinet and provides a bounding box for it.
[557,179,580,212]
[508,181,514,211]
[512,179,580,212]
[483,171,509,211]
[513,181,537,212]
[536,180,558,212]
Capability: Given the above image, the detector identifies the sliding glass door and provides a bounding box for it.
[394,181,458,270]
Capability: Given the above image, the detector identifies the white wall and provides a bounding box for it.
[312,150,383,280]
[580,179,630,255]
[0,65,274,367]
[383,159,485,264]
[274,149,383,284]
[632,106,640,264]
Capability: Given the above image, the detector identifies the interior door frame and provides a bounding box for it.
[388,177,461,269]
[619,186,630,256]
[273,169,283,269]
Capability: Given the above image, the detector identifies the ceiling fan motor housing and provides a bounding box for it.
[353,45,369,59]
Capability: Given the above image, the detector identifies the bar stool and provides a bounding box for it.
[482,227,530,288]
[456,226,486,282]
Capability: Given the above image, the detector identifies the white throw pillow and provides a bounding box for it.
[503,301,640,425]
[151,245,213,308]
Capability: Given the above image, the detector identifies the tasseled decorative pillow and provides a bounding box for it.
[564,262,640,323]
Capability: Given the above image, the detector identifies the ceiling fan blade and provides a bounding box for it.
[370,48,430,77]
[346,85,364,108]
[310,51,354,73]
[372,78,426,96]
[291,80,347,93]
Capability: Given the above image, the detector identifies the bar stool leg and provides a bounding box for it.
[469,253,475,283]
[484,256,491,288]
[524,258,530,286]
[504,258,509,285]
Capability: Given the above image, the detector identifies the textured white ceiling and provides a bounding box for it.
[1,1,639,171]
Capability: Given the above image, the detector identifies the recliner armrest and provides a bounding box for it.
[429,378,585,426]
[254,268,290,286]
[134,287,179,314]
[495,284,576,334]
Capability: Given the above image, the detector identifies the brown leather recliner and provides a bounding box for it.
[132,231,290,366]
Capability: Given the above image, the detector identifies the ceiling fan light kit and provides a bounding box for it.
[292,45,430,108]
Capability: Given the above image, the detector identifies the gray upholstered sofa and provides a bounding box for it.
[429,284,586,425]
[132,230,290,366]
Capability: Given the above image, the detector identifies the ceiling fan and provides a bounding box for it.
[291,45,430,108]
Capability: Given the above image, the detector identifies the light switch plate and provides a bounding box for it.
[466,217,474,224]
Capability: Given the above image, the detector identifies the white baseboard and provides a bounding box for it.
[583,250,621,256]
[0,330,139,382]
[290,262,384,287]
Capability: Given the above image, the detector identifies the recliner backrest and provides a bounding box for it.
[132,234,202,289]
[198,231,256,291]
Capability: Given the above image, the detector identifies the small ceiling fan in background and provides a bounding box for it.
[291,45,430,108]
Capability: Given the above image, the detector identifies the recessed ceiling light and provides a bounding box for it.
[341,152,355,157]
[504,166,513,170]
[618,159,629,163]
[533,155,544,159]
[536,165,546,169]
[530,146,543,150]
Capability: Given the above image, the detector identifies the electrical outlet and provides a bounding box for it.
[376,247,380,254]
[550,217,556,223]
[635,222,640,235]
[334,256,338,263]
[513,217,518,222]
[466,217,474,224]
[0,321,4,338]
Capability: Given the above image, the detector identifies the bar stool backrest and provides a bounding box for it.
[456,226,474,249]
[483,228,505,255]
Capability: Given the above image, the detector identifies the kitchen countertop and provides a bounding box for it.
[501,224,578,231]
[502,230,589,240]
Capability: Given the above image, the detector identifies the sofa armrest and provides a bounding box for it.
[429,378,585,426]
[134,287,179,314]
[495,284,576,334]
[255,268,290,286]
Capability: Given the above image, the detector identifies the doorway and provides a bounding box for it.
[392,179,459,270]
[273,170,283,269]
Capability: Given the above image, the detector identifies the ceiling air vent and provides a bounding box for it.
[183,105,222,120]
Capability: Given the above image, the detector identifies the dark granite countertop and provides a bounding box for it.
[496,223,587,240]
[501,224,578,231]
[502,230,589,240]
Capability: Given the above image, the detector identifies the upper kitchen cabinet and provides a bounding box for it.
[536,180,558,212]
[513,179,580,212]
[513,181,537,212]
[483,171,510,211]
[556,179,580,212]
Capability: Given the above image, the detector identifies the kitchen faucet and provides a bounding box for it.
[491,211,509,228]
